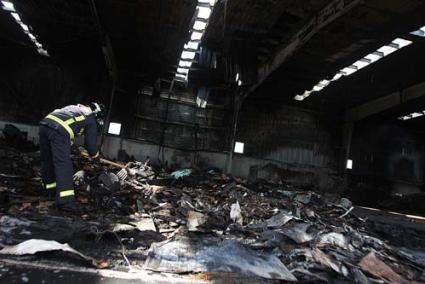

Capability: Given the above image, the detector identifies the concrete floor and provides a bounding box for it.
[0,259,208,284]
[353,206,425,231]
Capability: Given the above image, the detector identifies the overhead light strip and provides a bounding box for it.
[398,110,425,121]
[174,0,217,82]
[1,0,13,11]
[1,0,48,56]
[294,37,412,101]
[410,25,425,37]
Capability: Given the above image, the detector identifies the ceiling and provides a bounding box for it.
[204,0,332,57]
[0,0,196,82]
[1,0,425,117]
[96,0,196,80]
[245,0,425,113]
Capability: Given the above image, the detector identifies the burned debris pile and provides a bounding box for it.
[1,141,425,283]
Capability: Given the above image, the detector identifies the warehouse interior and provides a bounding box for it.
[1,0,425,283]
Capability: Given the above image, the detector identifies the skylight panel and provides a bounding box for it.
[331,72,344,81]
[175,74,187,81]
[392,38,412,48]
[27,33,36,41]
[20,23,29,32]
[352,59,370,70]
[410,26,425,37]
[1,1,15,11]
[294,35,415,101]
[377,45,397,56]
[191,31,203,41]
[184,41,199,50]
[177,67,189,74]
[411,112,423,118]
[179,60,192,68]
[398,116,411,121]
[198,0,216,5]
[398,110,425,121]
[11,12,20,22]
[364,53,382,63]
[193,20,207,31]
[411,31,424,37]
[313,84,324,92]
[181,51,196,60]
[5,1,48,56]
[197,6,212,19]
[340,66,357,76]
[37,48,48,56]
[318,80,330,87]
[175,1,216,82]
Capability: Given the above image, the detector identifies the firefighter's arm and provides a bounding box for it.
[84,116,99,157]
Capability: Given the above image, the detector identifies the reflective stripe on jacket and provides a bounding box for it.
[40,105,99,156]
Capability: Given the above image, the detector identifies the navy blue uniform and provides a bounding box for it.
[39,105,99,204]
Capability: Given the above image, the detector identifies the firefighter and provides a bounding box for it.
[39,102,105,213]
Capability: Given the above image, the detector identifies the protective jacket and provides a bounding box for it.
[39,105,99,204]
[40,105,99,156]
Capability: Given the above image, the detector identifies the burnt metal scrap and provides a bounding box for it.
[144,236,297,281]
[0,140,425,282]
[0,239,107,269]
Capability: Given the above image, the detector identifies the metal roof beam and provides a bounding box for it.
[243,0,361,100]
[345,81,425,122]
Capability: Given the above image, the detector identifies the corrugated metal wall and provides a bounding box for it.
[351,121,425,184]
[237,102,339,169]
[130,88,231,151]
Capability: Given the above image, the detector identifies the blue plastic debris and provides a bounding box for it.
[170,169,192,179]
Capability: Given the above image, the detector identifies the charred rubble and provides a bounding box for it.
[0,140,425,283]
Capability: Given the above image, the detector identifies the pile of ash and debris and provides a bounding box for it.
[0,139,425,283]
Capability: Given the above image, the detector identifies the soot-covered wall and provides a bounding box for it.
[235,98,341,190]
[124,85,233,152]
[349,119,425,197]
[0,48,107,124]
